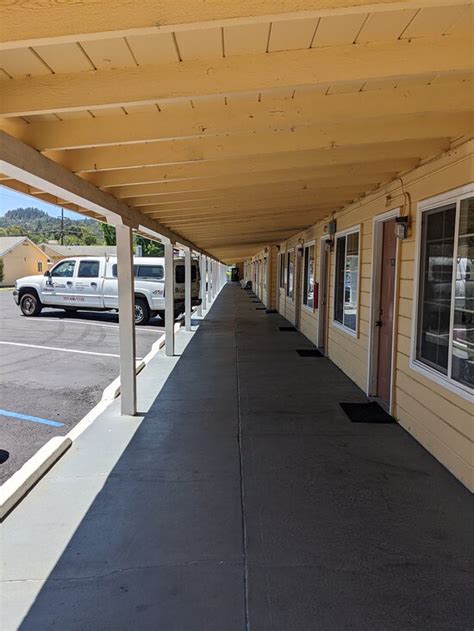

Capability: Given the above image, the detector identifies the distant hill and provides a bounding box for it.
[0,207,104,245]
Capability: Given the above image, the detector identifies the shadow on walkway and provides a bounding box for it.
[17,284,474,630]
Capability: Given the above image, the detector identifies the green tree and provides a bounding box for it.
[102,223,116,245]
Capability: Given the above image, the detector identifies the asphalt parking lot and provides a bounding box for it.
[0,290,166,483]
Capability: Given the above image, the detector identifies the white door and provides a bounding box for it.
[72,259,103,308]
[41,259,76,305]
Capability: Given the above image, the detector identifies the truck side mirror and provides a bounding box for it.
[44,270,51,277]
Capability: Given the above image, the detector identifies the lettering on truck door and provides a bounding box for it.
[42,259,76,304]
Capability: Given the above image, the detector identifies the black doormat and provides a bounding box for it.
[256,307,266,310]
[296,349,323,357]
[266,309,278,314]
[279,326,297,331]
[339,401,396,423]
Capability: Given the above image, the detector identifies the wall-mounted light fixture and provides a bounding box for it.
[395,216,409,240]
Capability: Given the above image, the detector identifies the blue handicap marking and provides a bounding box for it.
[0,408,64,428]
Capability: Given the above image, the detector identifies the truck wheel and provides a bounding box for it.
[134,298,150,325]
[20,292,42,317]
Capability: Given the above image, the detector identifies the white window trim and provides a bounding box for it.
[332,225,361,338]
[302,240,316,314]
[286,248,295,301]
[410,183,474,402]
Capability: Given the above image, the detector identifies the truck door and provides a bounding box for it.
[73,259,103,308]
[42,259,76,305]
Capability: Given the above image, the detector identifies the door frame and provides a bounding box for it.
[317,236,330,352]
[367,207,400,413]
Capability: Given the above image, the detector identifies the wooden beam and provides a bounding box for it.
[2,0,467,50]
[122,174,392,207]
[90,145,434,190]
[8,81,471,151]
[116,164,405,199]
[0,131,204,255]
[44,113,468,172]
[1,37,470,116]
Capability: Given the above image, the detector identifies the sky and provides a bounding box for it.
[0,186,83,220]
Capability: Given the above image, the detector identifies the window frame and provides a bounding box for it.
[302,240,316,313]
[332,225,361,338]
[286,249,295,300]
[411,183,474,400]
[278,252,285,289]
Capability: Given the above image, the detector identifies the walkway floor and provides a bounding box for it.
[1,284,473,630]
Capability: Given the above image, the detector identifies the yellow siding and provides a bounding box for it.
[245,139,474,491]
[1,241,50,286]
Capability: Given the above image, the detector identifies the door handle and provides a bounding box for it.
[91,282,97,287]
[66,281,73,287]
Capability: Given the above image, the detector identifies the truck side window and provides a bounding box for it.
[112,264,138,277]
[137,265,164,279]
[78,260,100,278]
[51,260,76,277]
[175,265,197,283]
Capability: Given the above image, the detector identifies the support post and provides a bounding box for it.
[116,223,136,416]
[164,240,175,356]
[207,257,212,305]
[199,254,206,313]
[184,247,192,331]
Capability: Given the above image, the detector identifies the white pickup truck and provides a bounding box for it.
[13,256,201,325]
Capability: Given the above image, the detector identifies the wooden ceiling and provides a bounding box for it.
[0,0,472,262]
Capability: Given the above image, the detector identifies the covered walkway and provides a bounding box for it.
[2,284,473,630]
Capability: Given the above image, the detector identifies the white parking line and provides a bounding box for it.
[0,340,144,359]
[23,318,163,333]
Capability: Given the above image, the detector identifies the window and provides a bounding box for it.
[415,193,473,393]
[279,253,285,289]
[334,229,359,333]
[37,262,43,273]
[51,260,75,277]
[136,264,164,280]
[286,250,294,298]
[112,264,137,278]
[303,243,315,309]
[175,264,197,284]
[78,260,100,278]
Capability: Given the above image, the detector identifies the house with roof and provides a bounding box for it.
[0,236,50,287]
[39,243,117,264]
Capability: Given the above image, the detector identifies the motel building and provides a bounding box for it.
[0,1,472,629]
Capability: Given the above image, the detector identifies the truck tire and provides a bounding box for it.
[20,291,42,317]
[134,297,150,325]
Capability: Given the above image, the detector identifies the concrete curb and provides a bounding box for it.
[0,321,185,519]
[0,436,72,520]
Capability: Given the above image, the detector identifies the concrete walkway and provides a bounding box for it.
[1,284,473,630]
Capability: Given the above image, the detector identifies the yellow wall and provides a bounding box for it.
[246,140,474,491]
[1,241,50,287]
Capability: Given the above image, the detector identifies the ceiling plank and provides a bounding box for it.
[2,0,468,49]
[1,36,469,116]
[7,80,470,150]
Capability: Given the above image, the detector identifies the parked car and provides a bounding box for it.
[13,256,201,325]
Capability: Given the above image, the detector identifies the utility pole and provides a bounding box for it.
[60,208,64,245]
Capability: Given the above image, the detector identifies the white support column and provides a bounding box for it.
[207,257,212,305]
[200,254,206,313]
[116,223,137,416]
[164,240,175,356]
[197,254,202,316]
[184,247,192,331]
